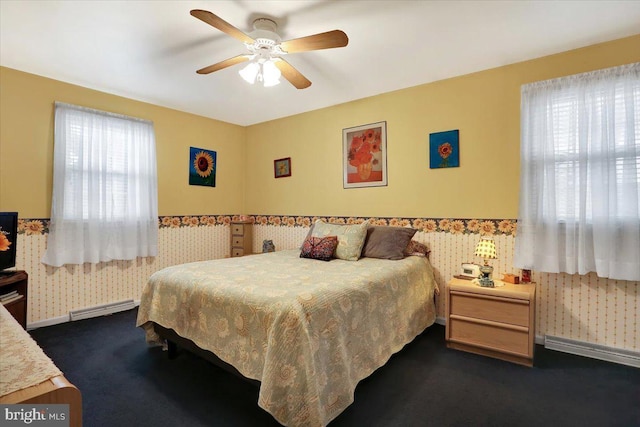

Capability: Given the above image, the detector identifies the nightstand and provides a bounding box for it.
[230,220,252,257]
[445,277,536,367]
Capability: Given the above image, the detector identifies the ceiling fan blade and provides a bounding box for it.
[275,59,311,89]
[197,55,250,74]
[280,30,348,53]
[190,9,254,44]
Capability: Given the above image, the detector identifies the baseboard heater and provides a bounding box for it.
[69,299,136,321]
[544,335,640,368]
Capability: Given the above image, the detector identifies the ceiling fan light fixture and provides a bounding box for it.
[239,58,281,87]
[192,10,348,89]
[239,61,260,84]
[262,60,281,87]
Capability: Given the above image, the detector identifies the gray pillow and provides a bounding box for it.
[361,226,417,260]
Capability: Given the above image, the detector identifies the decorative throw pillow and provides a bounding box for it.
[300,236,339,261]
[310,219,369,261]
[361,226,417,260]
[404,240,431,258]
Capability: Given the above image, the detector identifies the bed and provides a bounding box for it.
[0,304,82,427]
[136,248,438,426]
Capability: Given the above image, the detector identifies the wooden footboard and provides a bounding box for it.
[0,376,82,427]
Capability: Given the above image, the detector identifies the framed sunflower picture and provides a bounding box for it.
[343,121,387,189]
[189,147,216,187]
[429,129,460,169]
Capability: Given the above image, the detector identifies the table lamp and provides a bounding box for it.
[474,237,497,287]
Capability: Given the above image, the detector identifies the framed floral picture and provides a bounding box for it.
[343,121,387,188]
[274,157,291,178]
[189,147,216,187]
[429,129,459,169]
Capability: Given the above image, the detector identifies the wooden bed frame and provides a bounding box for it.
[153,322,259,387]
[0,376,82,427]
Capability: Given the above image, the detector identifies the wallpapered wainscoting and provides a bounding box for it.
[17,217,234,326]
[15,216,639,354]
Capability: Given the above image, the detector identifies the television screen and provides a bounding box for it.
[0,212,18,272]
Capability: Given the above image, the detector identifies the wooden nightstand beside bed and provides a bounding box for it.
[445,277,536,367]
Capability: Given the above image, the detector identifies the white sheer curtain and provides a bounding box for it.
[515,63,640,281]
[42,102,158,267]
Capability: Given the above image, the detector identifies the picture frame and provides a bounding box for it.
[343,121,387,188]
[274,157,292,178]
[429,129,460,169]
[189,147,216,187]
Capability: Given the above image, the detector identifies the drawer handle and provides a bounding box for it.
[450,314,529,333]
[450,290,530,305]
[449,314,529,333]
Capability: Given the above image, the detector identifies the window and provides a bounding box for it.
[42,103,158,267]
[514,63,640,281]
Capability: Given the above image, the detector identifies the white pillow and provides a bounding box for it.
[310,219,369,261]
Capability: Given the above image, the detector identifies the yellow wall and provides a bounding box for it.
[245,35,640,219]
[1,36,638,353]
[0,67,246,217]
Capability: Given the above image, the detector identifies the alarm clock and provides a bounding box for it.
[460,263,481,278]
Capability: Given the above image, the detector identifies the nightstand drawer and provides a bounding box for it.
[449,317,529,357]
[450,291,529,327]
[231,224,244,235]
[232,236,244,247]
[231,248,244,257]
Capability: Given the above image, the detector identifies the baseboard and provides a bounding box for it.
[27,300,140,330]
[69,299,137,321]
[27,315,69,330]
[435,316,446,326]
[544,335,640,368]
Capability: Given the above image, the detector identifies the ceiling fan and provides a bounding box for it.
[190,9,349,89]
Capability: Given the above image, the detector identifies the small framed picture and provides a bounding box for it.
[189,147,216,187]
[429,129,460,169]
[274,157,291,178]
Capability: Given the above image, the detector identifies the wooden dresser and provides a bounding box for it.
[230,220,252,257]
[445,277,536,367]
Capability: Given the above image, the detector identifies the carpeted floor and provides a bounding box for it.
[28,308,640,427]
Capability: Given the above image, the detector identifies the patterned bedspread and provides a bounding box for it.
[0,304,62,398]
[136,250,438,426]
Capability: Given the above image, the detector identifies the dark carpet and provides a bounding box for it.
[29,309,639,427]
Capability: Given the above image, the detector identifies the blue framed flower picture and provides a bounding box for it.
[429,129,459,169]
[189,147,216,187]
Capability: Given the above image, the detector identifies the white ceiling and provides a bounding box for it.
[1,1,639,126]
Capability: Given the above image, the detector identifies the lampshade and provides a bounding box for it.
[238,58,281,87]
[261,60,281,87]
[238,62,260,84]
[474,237,497,262]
